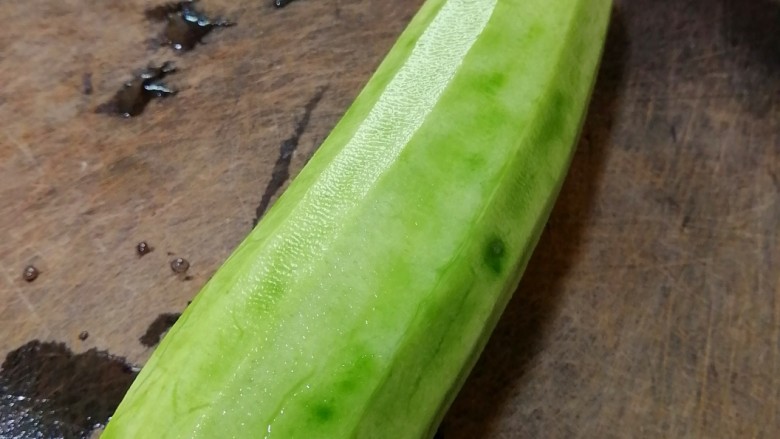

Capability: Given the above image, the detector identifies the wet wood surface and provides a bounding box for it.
[1,0,778,437]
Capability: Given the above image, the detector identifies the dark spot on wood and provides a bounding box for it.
[170,257,190,274]
[660,194,680,210]
[22,265,39,282]
[82,72,93,95]
[670,123,677,143]
[0,340,138,438]
[253,87,327,225]
[483,236,506,274]
[708,363,719,380]
[95,62,177,117]
[139,313,181,347]
[274,0,297,8]
[681,214,691,229]
[146,0,235,52]
[136,241,153,256]
[78,331,89,341]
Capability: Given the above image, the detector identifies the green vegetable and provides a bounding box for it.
[102,0,611,437]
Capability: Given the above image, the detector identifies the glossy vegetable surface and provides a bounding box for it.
[102,0,612,437]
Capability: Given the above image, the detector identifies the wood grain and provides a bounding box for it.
[1,0,778,437]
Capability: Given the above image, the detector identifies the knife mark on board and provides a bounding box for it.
[253,87,327,226]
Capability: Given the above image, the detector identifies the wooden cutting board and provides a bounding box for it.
[1,0,778,437]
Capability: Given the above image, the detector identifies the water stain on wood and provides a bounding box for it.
[146,0,235,52]
[95,62,178,118]
[139,313,182,348]
[0,340,138,439]
[253,87,326,225]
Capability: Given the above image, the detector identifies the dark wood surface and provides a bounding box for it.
[1,0,778,437]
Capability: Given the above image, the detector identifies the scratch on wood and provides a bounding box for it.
[5,132,37,166]
[724,290,738,422]
[774,287,780,425]
[696,303,715,436]
[679,83,704,149]
[253,87,327,226]
[660,284,674,386]
[769,167,779,189]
